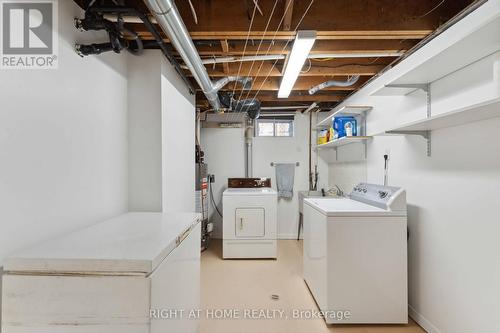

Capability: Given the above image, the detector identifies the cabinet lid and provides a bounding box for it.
[3,212,201,275]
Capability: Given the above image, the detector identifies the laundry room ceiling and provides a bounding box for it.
[74,0,477,112]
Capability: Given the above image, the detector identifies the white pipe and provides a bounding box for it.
[302,102,318,114]
[261,105,310,110]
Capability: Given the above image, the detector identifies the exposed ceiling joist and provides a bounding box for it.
[136,30,433,41]
[283,0,294,31]
[197,62,386,77]
[72,0,476,112]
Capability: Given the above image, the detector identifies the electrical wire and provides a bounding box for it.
[234,0,297,118]
[228,1,259,117]
[209,180,223,218]
[242,0,316,112]
[417,0,446,19]
[231,0,280,122]
[300,58,312,73]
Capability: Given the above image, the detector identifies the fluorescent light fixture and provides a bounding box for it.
[278,30,316,98]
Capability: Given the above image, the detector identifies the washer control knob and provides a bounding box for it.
[378,191,388,199]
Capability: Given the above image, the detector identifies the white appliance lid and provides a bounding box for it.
[3,212,201,275]
[304,198,406,217]
[223,187,277,196]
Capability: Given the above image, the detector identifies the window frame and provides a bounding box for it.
[255,117,295,138]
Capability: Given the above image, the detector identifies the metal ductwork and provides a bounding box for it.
[308,75,360,95]
[144,0,250,113]
[213,76,253,91]
[219,93,261,120]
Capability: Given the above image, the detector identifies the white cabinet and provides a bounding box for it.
[222,188,277,259]
[1,212,201,333]
[235,208,265,237]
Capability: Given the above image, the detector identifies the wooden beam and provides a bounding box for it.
[283,0,294,31]
[192,62,385,77]
[193,39,417,56]
[136,30,432,41]
[168,0,472,33]
[220,40,230,73]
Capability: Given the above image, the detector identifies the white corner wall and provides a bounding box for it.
[201,112,328,239]
[327,27,500,333]
[127,52,162,212]
[161,58,196,212]
[127,51,196,213]
[0,1,128,264]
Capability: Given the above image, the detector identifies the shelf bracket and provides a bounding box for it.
[386,83,432,117]
[385,83,429,93]
[386,130,432,156]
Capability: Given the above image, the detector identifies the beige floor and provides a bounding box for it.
[200,240,425,333]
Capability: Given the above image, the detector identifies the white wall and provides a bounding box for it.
[128,53,162,211]
[201,127,246,238]
[326,42,500,333]
[127,51,196,213]
[253,112,328,238]
[201,112,328,239]
[0,1,128,264]
[161,59,196,212]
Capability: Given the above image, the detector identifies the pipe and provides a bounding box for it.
[212,76,252,91]
[245,119,254,178]
[86,6,194,93]
[301,102,318,114]
[308,75,360,95]
[143,0,223,112]
[261,105,311,110]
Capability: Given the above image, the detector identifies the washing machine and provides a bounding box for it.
[303,183,407,324]
[223,187,277,259]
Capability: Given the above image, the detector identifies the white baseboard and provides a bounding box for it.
[211,235,301,240]
[409,305,441,333]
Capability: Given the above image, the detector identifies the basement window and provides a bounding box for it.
[255,115,295,137]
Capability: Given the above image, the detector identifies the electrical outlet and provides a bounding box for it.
[209,174,215,183]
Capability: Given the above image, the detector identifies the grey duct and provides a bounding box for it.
[308,75,360,95]
[143,0,241,113]
[213,76,252,91]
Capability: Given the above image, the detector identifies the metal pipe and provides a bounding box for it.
[308,75,360,95]
[143,0,223,112]
[261,105,311,110]
[212,76,252,91]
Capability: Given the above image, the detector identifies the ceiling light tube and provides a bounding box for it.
[278,30,317,98]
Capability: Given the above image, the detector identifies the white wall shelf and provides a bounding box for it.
[316,136,372,149]
[316,106,372,129]
[385,98,500,132]
[371,7,500,96]
[377,98,500,156]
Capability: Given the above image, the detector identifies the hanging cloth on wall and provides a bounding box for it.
[275,163,296,199]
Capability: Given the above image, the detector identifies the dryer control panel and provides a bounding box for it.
[350,183,406,211]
